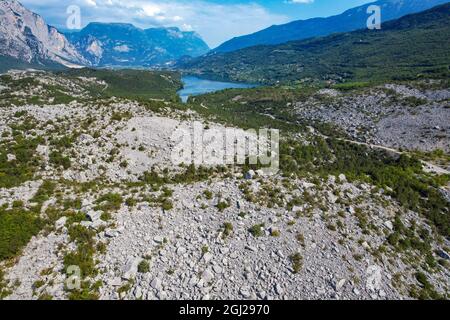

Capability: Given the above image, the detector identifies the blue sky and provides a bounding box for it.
[21,0,374,48]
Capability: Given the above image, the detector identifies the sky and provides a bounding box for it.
[21,0,375,48]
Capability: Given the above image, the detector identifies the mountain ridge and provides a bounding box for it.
[0,0,210,71]
[178,3,450,85]
[66,22,210,67]
[213,0,450,53]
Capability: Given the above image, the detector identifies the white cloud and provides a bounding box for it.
[21,0,289,48]
[84,0,97,7]
[141,4,162,17]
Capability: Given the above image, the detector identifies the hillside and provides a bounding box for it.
[0,55,67,74]
[0,0,449,303]
[179,4,450,85]
[59,68,183,101]
[213,0,449,53]
[0,70,449,300]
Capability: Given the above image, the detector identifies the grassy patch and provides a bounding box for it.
[290,253,303,274]
[248,224,265,238]
[94,193,123,214]
[138,260,150,273]
[221,222,233,239]
[0,134,42,188]
[0,207,43,261]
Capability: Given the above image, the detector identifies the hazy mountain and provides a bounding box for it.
[0,0,87,69]
[66,23,210,67]
[213,0,450,53]
[179,3,450,84]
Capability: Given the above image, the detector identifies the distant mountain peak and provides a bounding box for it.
[67,22,210,67]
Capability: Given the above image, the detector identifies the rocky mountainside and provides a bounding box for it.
[0,0,87,69]
[66,23,210,67]
[179,3,450,85]
[0,70,448,300]
[213,0,450,53]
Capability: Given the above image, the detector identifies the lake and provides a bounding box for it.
[177,76,255,103]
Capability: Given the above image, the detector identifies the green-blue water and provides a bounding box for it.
[178,76,255,103]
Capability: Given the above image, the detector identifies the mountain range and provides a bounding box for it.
[66,23,210,68]
[179,3,450,84]
[0,0,209,71]
[1,0,449,76]
[213,0,450,53]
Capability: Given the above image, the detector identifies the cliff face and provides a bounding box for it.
[0,0,87,67]
[0,0,210,69]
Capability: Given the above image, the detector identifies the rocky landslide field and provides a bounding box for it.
[0,71,449,300]
[293,82,450,153]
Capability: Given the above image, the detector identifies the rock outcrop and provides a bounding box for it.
[0,0,87,68]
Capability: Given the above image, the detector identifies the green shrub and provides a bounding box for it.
[13,111,28,118]
[119,161,128,168]
[248,224,265,238]
[0,135,41,188]
[64,225,97,278]
[161,199,173,211]
[162,187,173,197]
[95,193,123,212]
[216,200,230,212]
[0,208,43,261]
[138,260,150,273]
[12,200,24,208]
[0,269,11,299]
[31,180,56,204]
[222,222,233,239]
[50,134,77,150]
[125,197,137,207]
[66,281,100,300]
[49,151,71,169]
[68,224,96,245]
[296,233,305,247]
[387,232,400,246]
[270,229,281,237]
[38,293,54,300]
[111,111,132,122]
[203,190,213,200]
[290,253,303,274]
[33,279,45,289]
